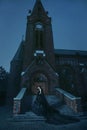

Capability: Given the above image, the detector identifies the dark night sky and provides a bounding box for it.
[0,0,87,71]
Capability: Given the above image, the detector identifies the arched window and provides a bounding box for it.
[35,23,44,50]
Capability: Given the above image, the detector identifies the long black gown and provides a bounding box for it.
[32,87,49,116]
[32,87,80,125]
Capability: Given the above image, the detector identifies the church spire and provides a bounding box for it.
[36,0,41,2]
[31,0,47,17]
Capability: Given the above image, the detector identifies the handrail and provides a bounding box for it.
[13,87,27,115]
[56,88,81,100]
[55,88,82,112]
[14,88,26,100]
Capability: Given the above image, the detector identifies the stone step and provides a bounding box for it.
[46,95,61,106]
[9,111,46,122]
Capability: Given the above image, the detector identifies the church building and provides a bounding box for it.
[8,0,87,113]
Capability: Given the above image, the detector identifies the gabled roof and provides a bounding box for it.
[31,0,48,18]
[54,49,87,56]
[12,40,24,61]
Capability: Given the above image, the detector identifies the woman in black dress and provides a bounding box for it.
[32,86,80,125]
[32,86,49,116]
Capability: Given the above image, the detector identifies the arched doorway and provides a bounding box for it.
[31,72,48,94]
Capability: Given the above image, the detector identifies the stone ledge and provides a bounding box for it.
[13,88,27,115]
[55,88,82,113]
[14,88,26,100]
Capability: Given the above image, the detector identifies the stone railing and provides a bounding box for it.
[55,88,82,112]
[13,88,27,115]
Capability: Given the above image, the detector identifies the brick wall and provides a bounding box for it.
[56,88,82,112]
[13,88,26,115]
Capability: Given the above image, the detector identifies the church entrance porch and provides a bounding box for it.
[31,73,48,94]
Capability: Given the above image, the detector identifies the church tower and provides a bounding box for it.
[9,0,58,98]
[23,0,55,70]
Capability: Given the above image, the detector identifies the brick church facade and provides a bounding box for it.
[8,0,87,111]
